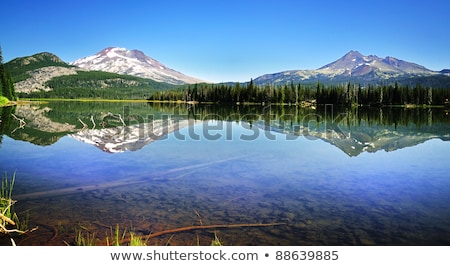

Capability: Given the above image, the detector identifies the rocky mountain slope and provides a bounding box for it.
[253,50,445,86]
[14,66,79,93]
[71,47,204,85]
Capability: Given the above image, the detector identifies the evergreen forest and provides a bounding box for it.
[15,71,176,100]
[148,80,450,107]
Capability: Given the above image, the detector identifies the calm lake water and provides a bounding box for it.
[1,101,450,245]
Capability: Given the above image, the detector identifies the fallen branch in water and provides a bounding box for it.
[11,114,26,127]
[90,115,96,129]
[119,222,286,245]
[10,114,26,133]
[78,118,88,130]
[0,222,37,235]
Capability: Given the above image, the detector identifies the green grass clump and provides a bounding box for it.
[75,224,147,246]
[128,231,147,246]
[210,231,223,246]
[1,172,16,232]
[0,172,32,246]
[75,230,97,246]
[1,172,30,242]
[107,224,147,246]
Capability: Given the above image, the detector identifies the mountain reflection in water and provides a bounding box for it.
[2,102,449,156]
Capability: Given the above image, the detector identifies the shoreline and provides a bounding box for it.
[2,98,448,109]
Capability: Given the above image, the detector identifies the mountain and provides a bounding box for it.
[5,52,72,80]
[71,47,204,85]
[318,50,434,76]
[6,52,68,69]
[5,52,79,93]
[253,50,444,86]
[6,51,176,96]
[440,69,450,75]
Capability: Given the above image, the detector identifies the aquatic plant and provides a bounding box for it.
[0,172,33,245]
[74,224,147,246]
[0,172,14,217]
[210,231,223,246]
[0,172,18,233]
[75,230,97,246]
[128,231,147,246]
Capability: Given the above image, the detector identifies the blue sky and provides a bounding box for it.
[2,0,450,82]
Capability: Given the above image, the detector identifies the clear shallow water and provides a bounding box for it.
[1,102,450,245]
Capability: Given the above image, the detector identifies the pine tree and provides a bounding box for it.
[6,71,15,100]
[0,74,3,98]
[0,46,16,100]
[0,47,4,98]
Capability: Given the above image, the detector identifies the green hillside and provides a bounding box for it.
[31,70,176,99]
[5,52,71,82]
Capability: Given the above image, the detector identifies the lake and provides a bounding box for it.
[1,101,450,245]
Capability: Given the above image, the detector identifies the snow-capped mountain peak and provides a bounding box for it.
[319,50,369,71]
[319,50,433,75]
[71,47,204,85]
[253,50,440,85]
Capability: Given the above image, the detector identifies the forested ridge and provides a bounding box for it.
[15,70,176,99]
[148,79,450,106]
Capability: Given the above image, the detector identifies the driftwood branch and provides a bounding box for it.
[119,222,285,245]
[104,112,126,127]
[11,114,26,127]
[118,115,126,126]
[78,118,88,130]
[0,223,38,236]
[10,114,26,133]
[90,115,96,129]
